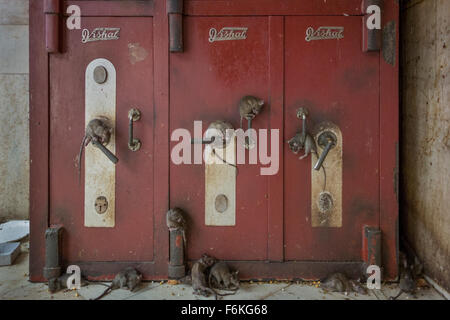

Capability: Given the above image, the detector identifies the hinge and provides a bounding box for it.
[362,226,382,268]
[167,0,184,53]
[44,0,61,53]
[43,225,63,280]
[362,0,383,52]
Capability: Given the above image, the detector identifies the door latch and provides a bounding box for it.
[128,108,142,151]
[287,107,317,160]
[313,131,337,171]
[77,118,118,183]
[82,118,118,164]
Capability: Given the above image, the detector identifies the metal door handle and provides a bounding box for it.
[128,108,141,151]
[92,139,119,164]
[313,131,337,171]
[297,107,309,137]
[191,137,215,144]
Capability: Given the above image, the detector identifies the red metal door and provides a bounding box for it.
[170,17,271,261]
[284,16,380,261]
[171,14,381,266]
[49,17,155,263]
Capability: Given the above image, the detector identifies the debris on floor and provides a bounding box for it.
[0,220,29,243]
[0,242,21,266]
[0,242,447,300]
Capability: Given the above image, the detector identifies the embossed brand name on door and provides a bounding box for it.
[82,27,121,43]
[209,27,248,43]
[305,26,344,41]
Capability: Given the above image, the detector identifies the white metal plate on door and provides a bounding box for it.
[311,122,343,228]
[84,58,116,228]
[205,138,236,226]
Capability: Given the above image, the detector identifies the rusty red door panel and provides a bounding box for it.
[170,17,270,261]
[284,16,380,261]
[49,17,155,262]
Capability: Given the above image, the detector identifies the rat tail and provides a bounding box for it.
[213,150,239,174]
[92,285,113,300]
[389,290,403,300]
[321,165,327,191]
[77,136,87,186]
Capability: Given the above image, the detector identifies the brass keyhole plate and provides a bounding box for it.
[95,196,108,214]
[317,191,333,213]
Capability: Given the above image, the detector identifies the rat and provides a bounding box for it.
[76,118,114,184]
[390,268,416,300]
[239,96,264,130]
[239,96,264,149]
[206,120,238,172]
[208,261,240,298]
[92,267,142,300]
[166,207,187,248]
[287,131,327,190]
[287,131,317,160]
[191,254,218,298]
[48,274,87,293]
[320,273,367,295]
[47,273,109,294]
[390,252,416,300]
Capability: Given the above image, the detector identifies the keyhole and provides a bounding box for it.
[93,66,108,84]
[317,192,333,213]
[215,194,228,213]
[95,196,108,214]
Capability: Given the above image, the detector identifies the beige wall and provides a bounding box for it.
[401,0,450,292]
[0,0,29,221]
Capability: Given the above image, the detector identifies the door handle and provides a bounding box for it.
[287,107,317,160]
[82,118,119,165]
[313,131,337,171]
[92,138,119,164]
[128,108,141,151]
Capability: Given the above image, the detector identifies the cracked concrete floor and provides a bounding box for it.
[0,244,446,300]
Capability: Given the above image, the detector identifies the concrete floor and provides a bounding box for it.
[0,243,446,300]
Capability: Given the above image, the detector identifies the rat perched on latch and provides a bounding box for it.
[238,95,264,149]
[287,108,327,190]
[287,131,318,160]
[76,117,118,184]
[239,95,264,130]
[205,120,238,172]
